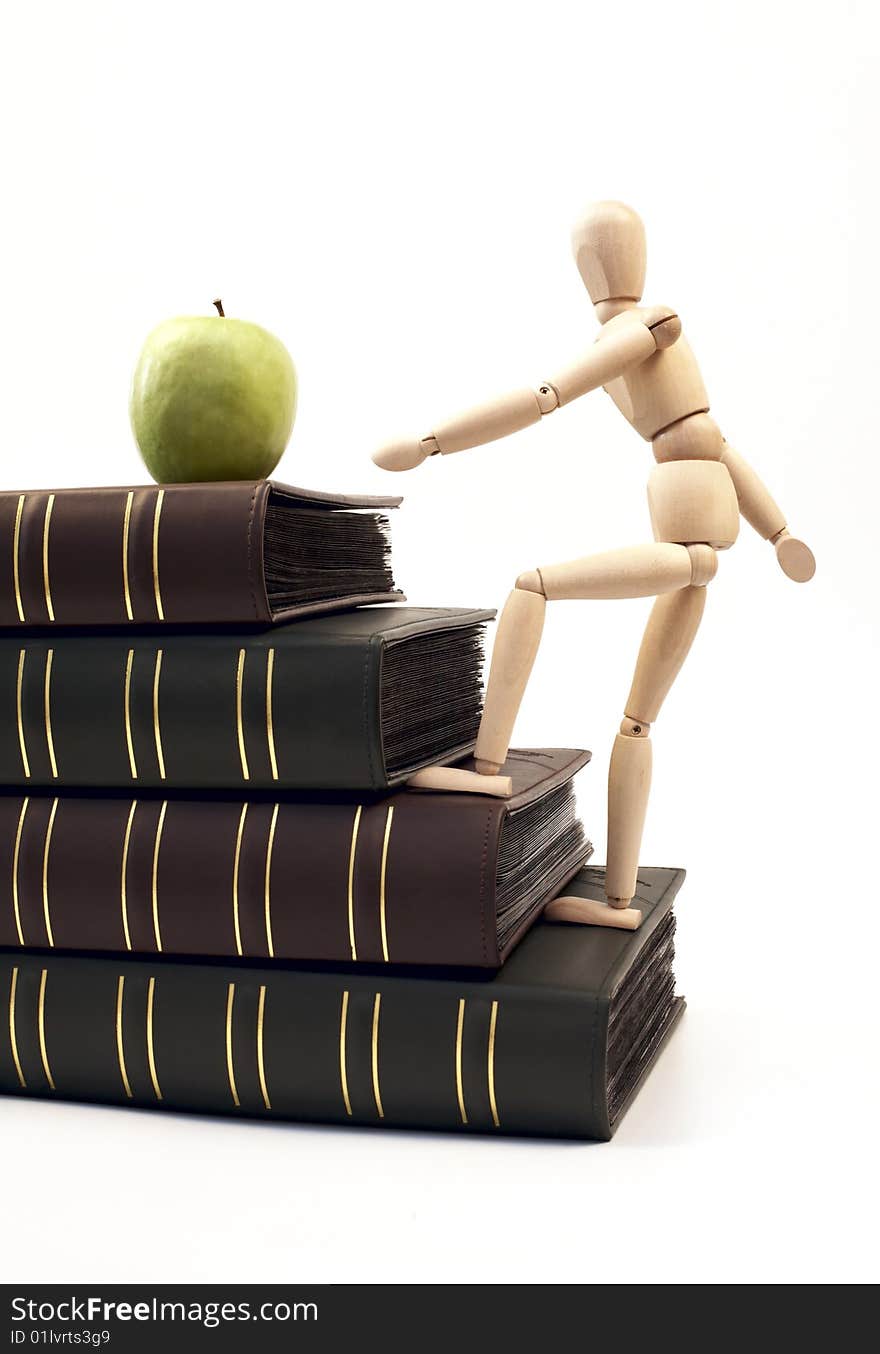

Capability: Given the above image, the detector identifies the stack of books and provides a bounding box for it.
[0,480,683,1139]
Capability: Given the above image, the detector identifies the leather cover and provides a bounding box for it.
[0,867,684,1139]
[0,749,590,968]
[0,480,404,628]
[0,606,493,791]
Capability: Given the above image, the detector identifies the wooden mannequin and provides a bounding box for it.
[373,202,815,928]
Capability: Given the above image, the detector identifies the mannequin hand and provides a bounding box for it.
[773,530,816,582]
[372,436,432,472]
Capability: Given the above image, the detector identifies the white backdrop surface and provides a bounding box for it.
[0,0,876,1285]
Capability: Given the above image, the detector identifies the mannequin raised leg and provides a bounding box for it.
[407,586,545,797]
[546,562,713,929]
[408,541,701,799]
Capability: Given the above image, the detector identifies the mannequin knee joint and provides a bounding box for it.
[516,568,546,596]
[620,716,651,737]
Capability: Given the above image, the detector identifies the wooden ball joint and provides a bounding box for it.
[373,201,816,927]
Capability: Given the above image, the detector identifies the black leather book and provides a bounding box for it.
[0,480,404,628]
[0,867,685,1140]
[0,750,591,968]
[0,607,492,791]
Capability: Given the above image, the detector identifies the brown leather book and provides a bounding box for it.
[0,480,404,627]
[0,866,683,1139]
[0,750,591,969]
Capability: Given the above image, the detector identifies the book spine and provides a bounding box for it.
[0,629,382,791]
[0,951,605,1138]
[0,484,268,628]
[0,791,501,967]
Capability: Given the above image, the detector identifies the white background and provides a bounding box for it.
[1,0,877,1286]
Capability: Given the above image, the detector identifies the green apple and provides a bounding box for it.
[130,301,297,483]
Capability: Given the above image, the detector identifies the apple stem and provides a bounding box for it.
[212,299,225,317]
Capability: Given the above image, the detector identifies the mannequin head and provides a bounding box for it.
[571,201,647,317]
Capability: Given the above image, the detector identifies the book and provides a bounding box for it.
[0,480,404,628]
[0,867,683,1139]
[0,606,492,791]
[0,749,591,968]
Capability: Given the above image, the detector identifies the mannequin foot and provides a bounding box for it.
[544,894,643,930]
[407,765,513,797]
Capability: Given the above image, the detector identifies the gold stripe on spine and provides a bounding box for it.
[151,801,167,952]
[347,805,362,962]
[232,803,248,958]
[264,803,279,959]
[379,805,394,963]
[236,649,250,781]
[266,648,279,780]
[115,975,133,1098]
[122,491,134,621]
[152,650,166,780]
[8,967,25,1089]
[146,976,162,1101]
[16,649,30,778]
[371,992,384,1120]
[44,650,58,779]
[42,798,58,947]
[257,985,271,1111]
[13,495,26,622]
[42,495,55,622]
[38,969,55,1090]
[339,990,352,1116]
[455,998,468,1126]
[12,798,28,947]
[488,1000,500,1128]
[124,649,137,779]
[152,489,165,620]
[120,801,136,951]
[226,983,240,1107]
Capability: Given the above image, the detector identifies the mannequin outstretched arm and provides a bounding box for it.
[372,308,680,472]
